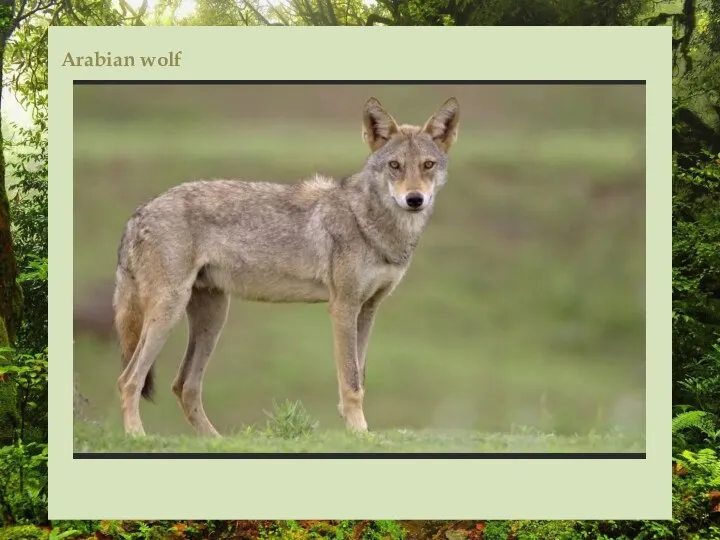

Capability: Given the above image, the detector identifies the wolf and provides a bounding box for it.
[113,96,460,436]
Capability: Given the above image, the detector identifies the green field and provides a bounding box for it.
[74,424,644,454]
[73,84,646,453]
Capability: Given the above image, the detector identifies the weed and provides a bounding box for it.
[264,399,319,439]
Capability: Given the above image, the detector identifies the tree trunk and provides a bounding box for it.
[0,2,21,446]
[0,317,17,445]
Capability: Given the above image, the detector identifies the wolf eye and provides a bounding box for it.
[388,160,401,169]
[423,160,435,170]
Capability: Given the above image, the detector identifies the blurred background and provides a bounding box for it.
[73,84,646,437]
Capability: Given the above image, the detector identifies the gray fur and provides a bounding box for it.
[114,97,460,436]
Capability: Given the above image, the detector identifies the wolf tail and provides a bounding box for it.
[113,270,154,400]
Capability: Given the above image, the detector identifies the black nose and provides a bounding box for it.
[405,192,424,208]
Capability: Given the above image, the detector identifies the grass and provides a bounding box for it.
[72,85,646,452]
[74,427,644,454]
[74,399,643,453]
[74,425,644,454]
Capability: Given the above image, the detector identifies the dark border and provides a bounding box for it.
[75,452,646,460]
[72,78,647,462]
[73,80,646,86]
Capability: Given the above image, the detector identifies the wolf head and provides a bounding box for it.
[361,97,460,213]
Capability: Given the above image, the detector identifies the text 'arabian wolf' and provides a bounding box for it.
[114,97,460,436]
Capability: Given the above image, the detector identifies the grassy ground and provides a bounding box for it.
[73,84,646,452]
[74,426,644,454]
[74,399,644,453]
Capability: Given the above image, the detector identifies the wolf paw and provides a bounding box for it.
[344,409,368,433]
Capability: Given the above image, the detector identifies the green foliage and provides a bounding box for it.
[371,0,651,26]
[679,343,720,408]
[0,442,47,526]
[49,521,100,539]
[675,448,720,490]
[0,525,47,540]
[666,8,720,540]
[176,0,271,26]
[50,520,406,540]
[265,0,653,26]
[53,519,201,539]
[0,346,48,444]
[0,120,48,470]
[269,0,371,26]
[5,115,49,448]
[258,520,407,539]
[667,0,720,129]
[263,399,319,439]
[672,147,720,450]
[672,149,720,379]
[673,409,720,449]
[49,529,85,540]
[671,449,720,539]
[0,4,14,34]
[161,0,653,26]
[8,117,48,355]
[363,521,407,540]
[510,520,579,539]
[483,521,512,540]
[0,319,18,447]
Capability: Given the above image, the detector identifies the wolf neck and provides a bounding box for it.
[343,172,432,267]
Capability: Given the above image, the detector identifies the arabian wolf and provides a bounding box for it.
[114,96,460,436]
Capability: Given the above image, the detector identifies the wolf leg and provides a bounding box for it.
[356,286,391,388]
[329,299,367,432]
[171,287,230,437]
[118,287,191,436]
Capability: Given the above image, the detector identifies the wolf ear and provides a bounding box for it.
[422,97,460,152]
[362,97,399,151]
